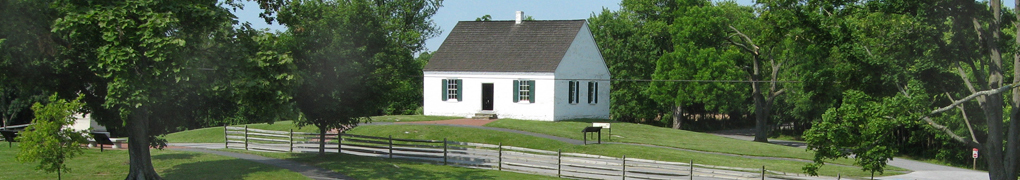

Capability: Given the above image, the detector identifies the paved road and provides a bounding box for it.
[710,128,989,180]
[171,145,353,180]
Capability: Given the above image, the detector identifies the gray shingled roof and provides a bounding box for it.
[423,20,586,72]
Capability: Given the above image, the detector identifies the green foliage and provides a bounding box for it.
[475,14,491,21]
[16,94,89,178]
[2,143,310,180]
[588,8,665,123]
[277,0,440,132]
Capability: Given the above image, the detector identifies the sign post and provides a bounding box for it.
[973,148,979,170]
[593,123,611,141]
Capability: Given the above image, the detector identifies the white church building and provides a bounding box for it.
[423,12,610,121]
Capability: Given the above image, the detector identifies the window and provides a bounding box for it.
[568,81,580,104]
[587,81,598,104]
[519,82,530,102]
[441,79,462,101]
[513,80,535,103]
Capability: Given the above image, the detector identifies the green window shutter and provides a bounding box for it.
[594,82,599,104]
[528,80,535,103]
[575,80,583,101]
[456,79,463,101]
[513,80,520,103]
[587,81,594,104]
[442,79,448,101]
[568,81,575,103]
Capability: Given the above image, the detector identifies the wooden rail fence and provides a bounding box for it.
[225,126,809,180]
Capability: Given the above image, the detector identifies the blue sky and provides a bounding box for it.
[230,0,1013,53]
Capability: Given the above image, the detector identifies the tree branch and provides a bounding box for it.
[920,116,979,147]
[956,62,979,94]
[931,84,1015,115]
[946,92,979,141]
[911,84,1018,148]
[728,25,759,55]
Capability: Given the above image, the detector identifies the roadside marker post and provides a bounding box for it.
[973,148,979,170]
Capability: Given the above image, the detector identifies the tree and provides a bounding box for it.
[589,8,666,125]
[790,0,1020,179]
[45,1,297,179]
[276,0,440,155]
[475,14,491,21]
[16,94,89,180]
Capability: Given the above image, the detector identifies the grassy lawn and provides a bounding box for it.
[485,119,821,161]
[346,125,903,178]
[164,116,906,178]
[0,143,308,180]
[165,115,462,143]
[220,149,564,179]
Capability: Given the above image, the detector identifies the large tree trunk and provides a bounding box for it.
[1006,2,1020,179]
[981,1,1013,179]
[672,105,683,129]
[750,63,769,142]
[752,89,768,142]
[318,126,326,156]
[125,106,161,180]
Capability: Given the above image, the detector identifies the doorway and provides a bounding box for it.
[482,83,494,111]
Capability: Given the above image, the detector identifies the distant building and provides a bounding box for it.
[423,11,610,121]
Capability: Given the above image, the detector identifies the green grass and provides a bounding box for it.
[486,119,819,160]
[346,125,903,178]
[220,149,564,179]
[165,115,462,143]
[368,115,462,122]
[0,143,308,180]
[164,117,906,177]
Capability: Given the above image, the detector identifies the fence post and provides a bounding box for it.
[224,125,228,149]
[244,125,248,150]
[761,166,765,180]
[557,149,562,178]
[498,142,502,171]
[689,160,694,180]
[388,135,393,159]
[289,129,293,152]
[443,138,448,165]
[622,155,627,180]
[338,133,342,153]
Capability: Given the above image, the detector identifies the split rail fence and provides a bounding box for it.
[225,125,809,180]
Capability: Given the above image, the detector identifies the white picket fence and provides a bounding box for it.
[224,125,810,180]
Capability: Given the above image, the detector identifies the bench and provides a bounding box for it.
[90,132,126,152]
[0,130,17,148]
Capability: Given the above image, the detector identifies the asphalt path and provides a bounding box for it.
[710,128,989,180]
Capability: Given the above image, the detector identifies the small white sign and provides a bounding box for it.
[973,148,979,159]
[593,123,611,129]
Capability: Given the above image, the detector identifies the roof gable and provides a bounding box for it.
[423,20,586,72]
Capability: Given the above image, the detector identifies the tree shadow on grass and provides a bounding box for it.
[161,158,284,180]
[290,153,505,179]
[151,153,199,160]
